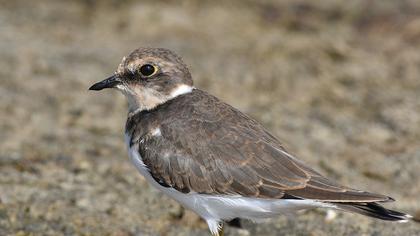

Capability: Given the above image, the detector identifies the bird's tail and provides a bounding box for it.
[335,202,412,222]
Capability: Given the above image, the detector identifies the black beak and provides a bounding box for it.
[89,75,121,91]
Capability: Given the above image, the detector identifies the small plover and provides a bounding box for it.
[89,47,411,236]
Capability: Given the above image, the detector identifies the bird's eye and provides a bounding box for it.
[139,64,157,77]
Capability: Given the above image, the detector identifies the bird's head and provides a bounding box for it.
[89,47,194,113]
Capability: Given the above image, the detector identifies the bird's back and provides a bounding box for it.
[125,89,392,202]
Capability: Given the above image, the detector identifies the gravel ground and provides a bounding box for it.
[1,0,420,235]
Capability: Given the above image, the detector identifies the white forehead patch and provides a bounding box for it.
[127,63,137,74]
[117,56,128,74]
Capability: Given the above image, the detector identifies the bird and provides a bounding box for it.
[89,47,412,236]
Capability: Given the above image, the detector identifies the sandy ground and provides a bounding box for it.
[1,0,420,235]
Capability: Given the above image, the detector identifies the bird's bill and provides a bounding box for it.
[89,75,121,91]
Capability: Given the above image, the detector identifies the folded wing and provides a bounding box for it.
[133,90,391,202]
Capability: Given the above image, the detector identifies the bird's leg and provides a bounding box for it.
[217,223,224,236]
[208,220,224,236]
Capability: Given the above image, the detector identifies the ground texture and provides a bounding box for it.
[1,0,420,235]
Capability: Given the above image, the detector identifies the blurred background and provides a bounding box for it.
[1,0,420,235]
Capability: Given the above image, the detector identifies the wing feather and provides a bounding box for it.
[130,89,391,202]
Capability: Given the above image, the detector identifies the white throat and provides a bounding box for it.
[117,84,193,115]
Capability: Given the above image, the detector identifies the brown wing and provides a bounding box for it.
[132,89,391,202]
